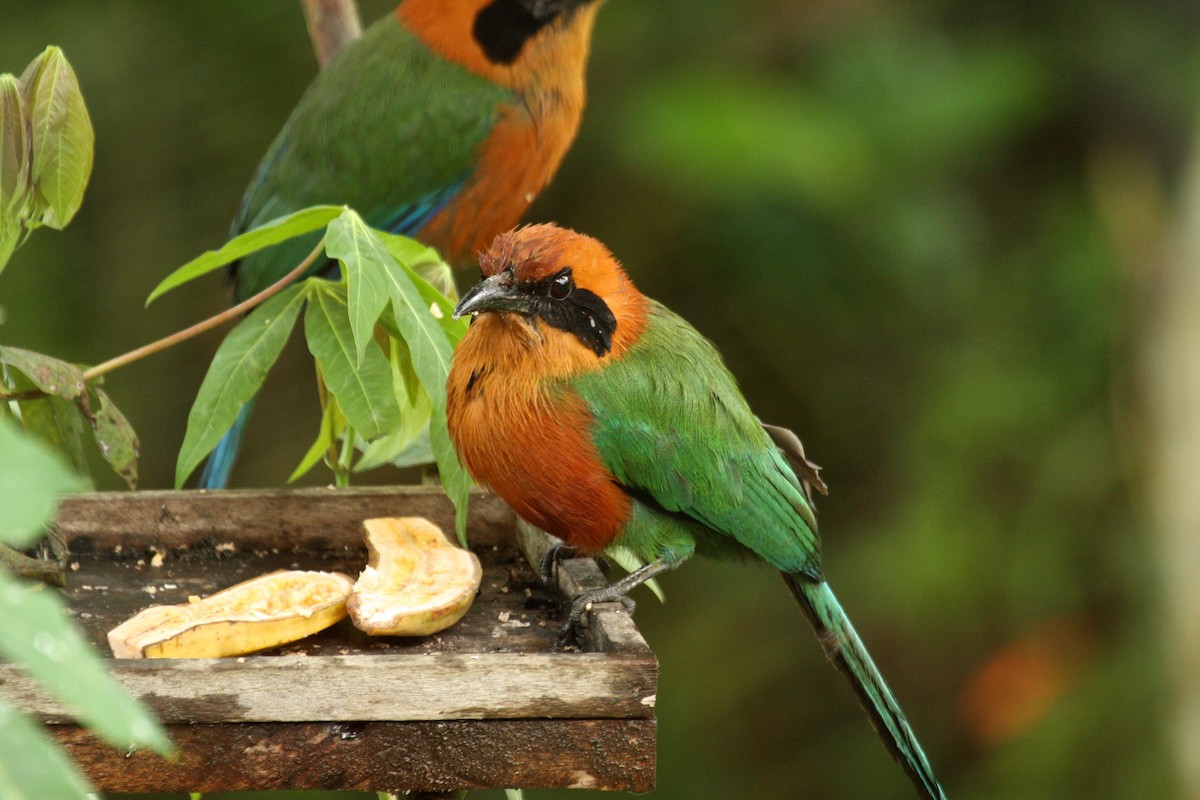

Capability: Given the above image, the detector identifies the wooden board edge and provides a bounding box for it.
[52,718,656,793]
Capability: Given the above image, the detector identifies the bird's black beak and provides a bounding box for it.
[453,273,532,320]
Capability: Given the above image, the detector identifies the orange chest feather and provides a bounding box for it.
[446,317,631,553]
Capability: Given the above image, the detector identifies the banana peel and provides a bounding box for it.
[347,516,481,636]
[107,569,354,658]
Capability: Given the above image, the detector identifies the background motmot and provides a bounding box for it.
[447,224,949,800]
[201,0,602,488]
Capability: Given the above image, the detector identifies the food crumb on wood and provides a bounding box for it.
[150,552,165,568]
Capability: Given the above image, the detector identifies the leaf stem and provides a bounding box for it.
[82,239,326,383]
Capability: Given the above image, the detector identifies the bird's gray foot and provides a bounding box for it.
[555,558,675,646]
[538,541,581,586]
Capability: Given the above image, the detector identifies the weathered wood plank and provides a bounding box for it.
[52,718,657,793]
[54,486,516,550]
[5,651,656,723]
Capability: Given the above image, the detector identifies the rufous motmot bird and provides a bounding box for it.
[446,224,949,800]
[201,0,602,488]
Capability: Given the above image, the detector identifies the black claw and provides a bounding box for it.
[538,542,580,585]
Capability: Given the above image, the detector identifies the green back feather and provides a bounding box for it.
[232,13,511,299]
[571,301,820,572]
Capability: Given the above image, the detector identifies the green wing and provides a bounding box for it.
[232,14,511,299]
[572,302,821,574]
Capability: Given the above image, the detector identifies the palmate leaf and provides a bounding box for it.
[375,229,467,343]
[175,284,305,487]
[0,698,92,800]
[0,417,83,547]
[19,47,93,231]
[145,205,343,305]
[304,283,401,439]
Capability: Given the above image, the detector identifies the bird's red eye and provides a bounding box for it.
[548,268,573,300]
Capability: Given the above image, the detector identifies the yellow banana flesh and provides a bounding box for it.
[107,569,354,658]
[347,517,482,636]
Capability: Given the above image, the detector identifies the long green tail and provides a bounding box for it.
[783,572,947,800]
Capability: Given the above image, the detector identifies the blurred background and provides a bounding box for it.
[3,0,1199,798]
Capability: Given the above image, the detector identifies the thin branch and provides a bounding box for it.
[82,239,326,382]
[301,0,363,68]
[0,240,326,405]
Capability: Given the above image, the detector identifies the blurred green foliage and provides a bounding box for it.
[1,1,1196,798]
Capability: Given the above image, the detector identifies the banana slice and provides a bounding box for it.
[347,517,481,636]
[107,569,353,658]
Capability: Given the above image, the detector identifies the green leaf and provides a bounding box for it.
[85,387,139,489]
[288,392,345,483]
[0,345,85,400]
[304,283,401,440]
[325,209,390,369]
[15,390,89,478]
[354,336,434,472]
[376,229,468,343]
[0,74,31,277]
[373,233,472,542]
[20,47,93,230]
[175,284,305,487]
[145,205,343,306]
[0,697,93,800]
[0,417,83,547]
[0,569,173,757]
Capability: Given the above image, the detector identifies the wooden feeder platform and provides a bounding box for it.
[2,486,657,794]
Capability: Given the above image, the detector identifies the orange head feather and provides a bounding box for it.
[446,224,647,552]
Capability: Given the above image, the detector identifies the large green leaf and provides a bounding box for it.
[325,209,390,369]
[0,418,83,547]
[0,569,172,757]
[0,698,92,800]
[19,47,93,230]
[145,205,342,305]
[175,284,305,487]
[375,238,472,542]
[304,283,400,440]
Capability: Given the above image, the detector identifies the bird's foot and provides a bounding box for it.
[557,585,638,646]
[554,558,676,647]
[538,541,580,586]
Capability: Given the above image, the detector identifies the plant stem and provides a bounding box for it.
[81,239,326,383]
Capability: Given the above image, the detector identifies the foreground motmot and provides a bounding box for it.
[446,224,948,800]
[201,0,602,488]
